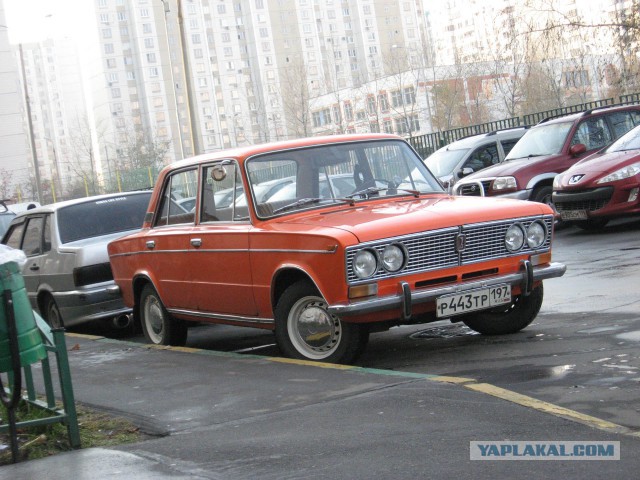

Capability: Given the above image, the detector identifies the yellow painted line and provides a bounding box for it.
[466,382,629,434]
[267,356,354,370]
[67,333,105,341]
[428,375,476,385]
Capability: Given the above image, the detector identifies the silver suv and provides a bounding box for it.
[1,191,151,331]
[424,128,528,190]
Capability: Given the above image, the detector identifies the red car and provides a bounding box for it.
[108,134,565,364]
[553,124,640,230]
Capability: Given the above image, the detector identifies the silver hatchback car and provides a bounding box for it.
[1,191,151,330]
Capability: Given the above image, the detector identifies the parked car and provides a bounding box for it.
[1,191,152,331]
[453,104,640,208]
[0,201,15,239]
[552,123,640,230]
[108,134,565,364]
[0,200,40,237]
[424,128,528,190]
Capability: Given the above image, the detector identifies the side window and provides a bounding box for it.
[501,139,519,157]
[608,111,640,139]
[464,144,498,171]
[4,222,25,250]
[43,215,52,252]
[571,117,612,150]
[201,162,246,222]
[155,169,197,226]
[21,217,44,256]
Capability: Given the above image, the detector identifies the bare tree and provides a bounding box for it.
[280,57,313,138]
[0,168,14,200]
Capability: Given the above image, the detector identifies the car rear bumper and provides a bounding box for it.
[327,261,566,319]
[49,283,131,327]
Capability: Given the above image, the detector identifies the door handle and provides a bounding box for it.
[146,240,156,249]
[29,264,40,271]
[191,238,202,248]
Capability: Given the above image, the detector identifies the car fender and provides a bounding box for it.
[270,264,331,312]
[525,172,559,191]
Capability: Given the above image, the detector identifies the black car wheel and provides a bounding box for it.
[274,281,368,364]
[461,284,544,335]
[139,284,187,346]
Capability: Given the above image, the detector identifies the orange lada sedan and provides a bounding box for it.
[107,134,566,364]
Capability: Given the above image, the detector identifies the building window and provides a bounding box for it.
[403,86,416,105]
[149,67,159,77]
[391,90,403,108]
[344,102,353,121]
[144,38,154,48]
[378,93,389,112]
[143,23,152,34]
[117,11,127,21]
[146,53,156,63]
[367,96,376,115]
[106,58,116,68]
[102,28,112,38]
[104,43,114,54]
[312,108,332,127]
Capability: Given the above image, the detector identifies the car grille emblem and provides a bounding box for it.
[455,233,467,252]
[569,174,585,184]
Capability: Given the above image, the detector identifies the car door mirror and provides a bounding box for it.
[569,143,587,157]
[457,167,474,179]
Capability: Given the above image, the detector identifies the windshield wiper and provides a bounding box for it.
[346,186,421,200]
[508,153,550,161]
[272,198,323,214]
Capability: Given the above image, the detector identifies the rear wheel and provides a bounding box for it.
[461,284,544,335]
[139,284,187,346]
[44,296,64,329]
[274,281,369,364]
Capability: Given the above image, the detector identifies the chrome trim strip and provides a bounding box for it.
[167,308,274,325]
[328,262,566,318]
[110,247,336,258]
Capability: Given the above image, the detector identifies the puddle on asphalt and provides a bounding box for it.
[577,326,624,334]
[483,364,576,383]
[410,323,479,339]
[615,331,640,342]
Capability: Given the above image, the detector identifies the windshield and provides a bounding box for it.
[605,124,640,153]
[506,122,573,160]
[58,192,151,243]
[246,139,442,218]
[424,147,469,177]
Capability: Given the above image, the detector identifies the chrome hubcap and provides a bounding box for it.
[144,295,164,343]
[288,296,341,360]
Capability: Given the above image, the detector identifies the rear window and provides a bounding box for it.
[57,193,151,244]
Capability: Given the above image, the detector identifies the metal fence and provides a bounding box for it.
[408,92,640,158]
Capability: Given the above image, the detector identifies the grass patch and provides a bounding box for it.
[1,400,145,465]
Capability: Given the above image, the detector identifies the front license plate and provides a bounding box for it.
[436,285,511,318]
[560,209,588,221]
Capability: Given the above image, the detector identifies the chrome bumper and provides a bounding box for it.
[327,261,566,319]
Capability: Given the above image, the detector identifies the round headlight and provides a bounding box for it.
[353,249,378,278]
[526,221,546,248]
[381,244,405,272]
[505,224,525,252]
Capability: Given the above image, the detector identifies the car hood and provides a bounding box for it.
[59,229,141,265]
[278,195,549,243]
[461,154,561,179]
[556,149,640,188]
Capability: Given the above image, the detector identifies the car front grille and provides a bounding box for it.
[555,198,609,212]
[345,215,554,284]
[456,180,493,196]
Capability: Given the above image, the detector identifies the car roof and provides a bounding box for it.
[10,190,152,219]
[436,128,528,151]
[537,103,640,126]
[165,133,402,170]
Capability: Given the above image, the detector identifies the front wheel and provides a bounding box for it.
[461,284,544,335]
[139,284,188,346]
[274,281,369,364]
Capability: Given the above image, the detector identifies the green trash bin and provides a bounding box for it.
[0,261,47,373]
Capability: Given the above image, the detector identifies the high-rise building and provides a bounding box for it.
[0,1,33,201]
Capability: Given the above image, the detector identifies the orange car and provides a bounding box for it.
[108,134,565,363]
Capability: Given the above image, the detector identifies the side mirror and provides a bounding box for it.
[569,143,587,157]
[456,167,474,179]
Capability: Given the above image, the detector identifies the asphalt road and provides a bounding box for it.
[80,217,640,431]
